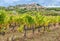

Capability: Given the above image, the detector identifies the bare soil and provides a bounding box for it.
[0,25,60,41]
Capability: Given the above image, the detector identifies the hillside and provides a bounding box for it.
[4,3,45,12]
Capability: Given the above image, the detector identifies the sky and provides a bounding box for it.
[0,0,60,7]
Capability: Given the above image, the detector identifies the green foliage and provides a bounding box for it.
[17,25,24,32]
[47,8,60,11]
[0,10,6,24]
[25,15,35,25]
[0,9,60,33]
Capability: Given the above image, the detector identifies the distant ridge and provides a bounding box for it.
[5,3,44,10]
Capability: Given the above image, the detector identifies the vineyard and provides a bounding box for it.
[0,9,60,41]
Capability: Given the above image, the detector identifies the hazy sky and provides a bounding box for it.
[0,0,60,7]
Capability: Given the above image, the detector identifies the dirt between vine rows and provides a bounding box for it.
[0,25,60,41]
